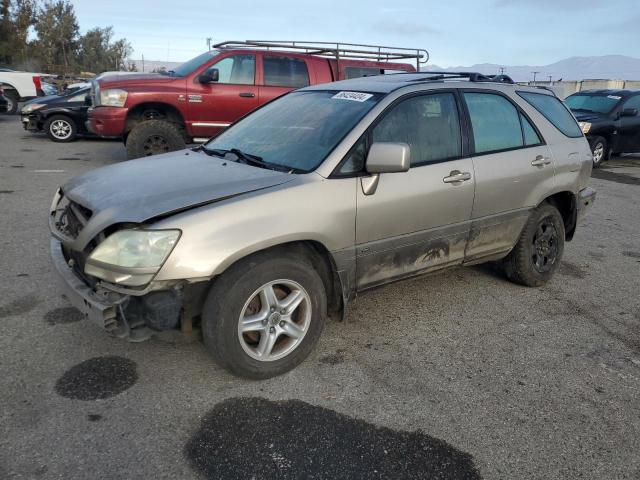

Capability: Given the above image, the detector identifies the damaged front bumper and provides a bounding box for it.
[50,237,123,331]
[50,237,191,341]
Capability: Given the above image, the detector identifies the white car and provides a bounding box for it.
[0,70,55,114]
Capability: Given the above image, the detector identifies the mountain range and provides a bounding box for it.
[423,55,640,82]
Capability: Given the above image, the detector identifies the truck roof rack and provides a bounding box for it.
[213,40,429,70]
[409,71,516,84]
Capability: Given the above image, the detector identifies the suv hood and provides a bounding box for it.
[62,150,294,238]
[98,72,175,88]
[571,109,608,122]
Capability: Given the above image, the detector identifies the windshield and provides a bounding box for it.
[565,94,621,114]
[167,50,220,77]
[204,90,382,172]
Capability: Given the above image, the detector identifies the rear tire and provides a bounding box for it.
[201,252,327,379]
[589,136,607,168]
[502,203,565,287]
[125,120,186,159]
[44,115,77,142]
[4,90,19,114]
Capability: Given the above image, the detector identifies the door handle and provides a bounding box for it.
[443,171,471,183]
[531,155,551,166]
[239,92,255,98]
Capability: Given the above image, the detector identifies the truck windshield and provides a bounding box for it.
[565,94,621,114]
[167,50,220,77]
[204,90,382,172]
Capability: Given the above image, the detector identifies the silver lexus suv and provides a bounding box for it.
[50,72,596,379]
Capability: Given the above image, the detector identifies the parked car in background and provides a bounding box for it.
[21,87,92,142]
[0,87,8,113]
[88,40,427,159]
[0,70,54,114]
[565,89,640,167]
[51,72,595,379]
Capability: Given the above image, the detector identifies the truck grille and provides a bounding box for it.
[52,193,92,240]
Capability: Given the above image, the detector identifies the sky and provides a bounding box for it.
[72,0,640,67]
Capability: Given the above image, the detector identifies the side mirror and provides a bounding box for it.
[361,142,410,195]
[198,68,219,84]
[621,108,638,117]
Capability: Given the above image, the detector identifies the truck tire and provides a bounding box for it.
[502,203,565,287]
[125,120,186,159]
[589,136,607,168]
[44,115,77,142]
[4,90,19,115]
[201,252,327,379]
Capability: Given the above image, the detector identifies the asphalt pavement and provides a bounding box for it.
[1,115,639,479]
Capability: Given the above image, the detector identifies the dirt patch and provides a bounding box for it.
[558,261,588,279]
[87,414,103,422]
[0,294,39,318]
[622,251,640,259]
[44,307,84,325]
[319,352,345,365]
[184,397,481,480]
[55,356,138,401]
[591,169,640,186]
[0,190,14,194]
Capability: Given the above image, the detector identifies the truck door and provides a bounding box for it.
[258,54,311,105]
[187,54,259,139]
[616,95,640,154]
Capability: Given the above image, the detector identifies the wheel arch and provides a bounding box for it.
[124,102,186,139]
[208,240,345,317]
[540,190,578,241]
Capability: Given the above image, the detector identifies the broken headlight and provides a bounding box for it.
[85,229,180,286]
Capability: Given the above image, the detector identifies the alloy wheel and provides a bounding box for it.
[531,217,559,273]
[237,279,311,362]
[50,119,72,140]
[592,142,605,165]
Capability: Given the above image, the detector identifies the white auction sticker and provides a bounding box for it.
[607,95,621,100]
[332,91,373,102]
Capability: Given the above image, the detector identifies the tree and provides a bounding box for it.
[77,26,132,74]
[0,0,38,68]
[34,0,78,73]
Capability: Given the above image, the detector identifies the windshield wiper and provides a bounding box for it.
[199,146,293,172]
[571,108,597,113]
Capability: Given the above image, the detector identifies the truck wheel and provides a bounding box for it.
[201,252,327,379]
[125,120,186,159]
[44,115,77,142]
[4,90,19,114]
[502,203,565,287]
[589,136,607,168]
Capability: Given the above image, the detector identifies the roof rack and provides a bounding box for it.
[407,71,515,84]
[213,40,429,70]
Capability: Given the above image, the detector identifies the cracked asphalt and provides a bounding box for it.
[1,115,639,479]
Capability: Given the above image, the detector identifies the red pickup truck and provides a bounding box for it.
[88,41,427,158]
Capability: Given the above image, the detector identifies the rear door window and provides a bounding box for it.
[521,114,542,146]
[464,92,523,153]
[263,56,310,88]
[518,91,582,138]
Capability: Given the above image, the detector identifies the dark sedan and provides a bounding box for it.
[565,89,640,167]
[21,87,92,142]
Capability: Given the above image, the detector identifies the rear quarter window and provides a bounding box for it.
[518,91,583,138]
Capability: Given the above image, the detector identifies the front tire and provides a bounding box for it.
[44,115,77,142]
[125,120,186,159]
[502,203,565,287]
[3,90,19,114]
[589,136,607,168]
[201,253,327,379]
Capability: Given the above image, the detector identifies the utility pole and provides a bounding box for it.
[142,54,145,73]
[532,71,539,85]
[206,37,212,51]
[500,67,505,75]
[548,75,553,85]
